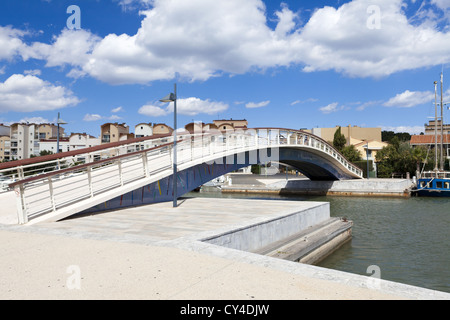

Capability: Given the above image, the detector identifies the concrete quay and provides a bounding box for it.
[0,197,448,300]
[220,174,414,197]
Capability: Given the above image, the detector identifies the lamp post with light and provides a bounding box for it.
[160,84,178,208]
[56,112,67,154]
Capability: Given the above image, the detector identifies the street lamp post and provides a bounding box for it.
[160,84,178,208]
[56,112,67,154]
[366,142,369,179]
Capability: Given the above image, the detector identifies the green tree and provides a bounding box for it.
[333,126,346,152]
[341,145,362,162]
[375,138,428,178]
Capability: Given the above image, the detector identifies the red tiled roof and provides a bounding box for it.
[410,134,450,144]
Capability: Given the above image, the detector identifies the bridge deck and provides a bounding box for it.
[32,197,324,242]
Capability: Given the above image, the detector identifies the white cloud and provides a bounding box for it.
[4,0,450,84]
[381,125,424,135]
[245,100,270,108]
[431,0,450,11]
[83,113,123,121]
[319,102,345,114]
[0,74,80,113]
[24,69,41,76]
[139,97,229,117]
[291,98,318,106]
[18,116,50,124]
[24,29,100,72]
[138,104,168,117]
[111,106,124,113]
[83,114,103,122]
[0,26,27,61]
[383,90,434,108]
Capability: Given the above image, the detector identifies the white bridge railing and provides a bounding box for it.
[3,128,363,224]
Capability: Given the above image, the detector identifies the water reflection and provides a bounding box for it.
[187,191,450,293]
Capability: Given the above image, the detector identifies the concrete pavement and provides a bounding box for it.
[0,197,448,300]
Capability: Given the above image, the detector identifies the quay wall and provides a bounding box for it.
[220,175,414,197]
[201,202,330,253]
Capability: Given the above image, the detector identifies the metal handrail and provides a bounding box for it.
[7,127,363,224]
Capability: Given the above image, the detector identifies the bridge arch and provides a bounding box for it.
[1,128,363,224]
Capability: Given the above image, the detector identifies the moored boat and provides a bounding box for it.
[416,171,450,197]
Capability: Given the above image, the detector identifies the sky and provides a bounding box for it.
[1,0,450,137]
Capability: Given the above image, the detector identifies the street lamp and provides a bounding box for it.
[365,142,369,179]
[160,84,178,208]
[56,112,67,154]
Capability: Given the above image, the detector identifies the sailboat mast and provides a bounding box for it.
[440,72,444,170]
[434,81,438,172]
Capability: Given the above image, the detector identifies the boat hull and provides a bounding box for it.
[415,177,450,197]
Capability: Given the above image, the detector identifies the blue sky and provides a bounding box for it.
[0,0,450,137]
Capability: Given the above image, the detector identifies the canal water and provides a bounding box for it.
[187,191,450,294]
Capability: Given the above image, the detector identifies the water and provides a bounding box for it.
[187,191,450,293]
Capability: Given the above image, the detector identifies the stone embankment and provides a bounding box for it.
[218,173,414,197]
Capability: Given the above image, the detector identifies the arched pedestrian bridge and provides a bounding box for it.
[0,128,363,225]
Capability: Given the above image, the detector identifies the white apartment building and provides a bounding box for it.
[68,133,101,151]
[10,123,65,160]
[39,133,101,155]
[39,138,70,154]
[135,123,153,138]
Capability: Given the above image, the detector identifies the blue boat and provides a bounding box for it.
[414,72,450,197]
[416,171,450,197]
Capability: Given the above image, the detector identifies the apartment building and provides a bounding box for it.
[135,123,153,138]
[213,119,248,131]
[309,125,382,145]
[69,133,101,150]
[424,120,450,135]
[0,124,11,162]
[100,123,130,144]
[152,123,173,135]
[10,123,65,160]
[0,135,11,162]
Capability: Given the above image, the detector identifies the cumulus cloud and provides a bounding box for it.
[245,100,270,108]
[139,97,229,117]
[83,113,123,121]
[83,114,103,122]
[0,26,27,61]
[319,102,345,114]
[18,116,50,124]
[0,74,80,113]
[381,125,424,134]
[383,90,434,108]
[4,0,450,84]
[138,104,169,117]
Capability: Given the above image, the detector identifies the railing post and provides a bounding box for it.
[17,166,24,180]
[118,160,123,186]
[48,177,56,212]
[87,166,94,197]
[14,184,28,224]
[142,152,150,178]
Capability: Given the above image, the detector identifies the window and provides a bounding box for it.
[436,181,443,188]
[445,182,450,189]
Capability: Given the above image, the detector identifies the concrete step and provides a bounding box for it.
[253,217,352,264]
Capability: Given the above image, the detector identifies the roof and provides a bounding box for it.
[410,134,450,145]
